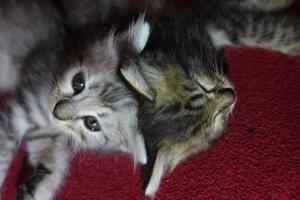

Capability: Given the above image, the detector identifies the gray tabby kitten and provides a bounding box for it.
[120,0,300,197]
[0,1,150,199]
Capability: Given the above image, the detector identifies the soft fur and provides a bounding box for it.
[0,0,150,199]
[120,0,299,197]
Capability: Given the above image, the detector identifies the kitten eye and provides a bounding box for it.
[72,72,85,95]
[84,116,101,132]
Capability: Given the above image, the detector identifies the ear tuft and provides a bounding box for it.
[127,14,150,53]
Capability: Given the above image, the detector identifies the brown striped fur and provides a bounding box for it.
[121,49,235,196]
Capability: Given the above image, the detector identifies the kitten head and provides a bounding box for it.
[121,47,235,196]
[51,15,150,164]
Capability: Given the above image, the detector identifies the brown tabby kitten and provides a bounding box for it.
[120,0,299,197]
[121,41,235,198]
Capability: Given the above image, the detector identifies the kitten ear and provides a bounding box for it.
[83,15,150,67]
[119,14,150,56]
[120,60,157,101]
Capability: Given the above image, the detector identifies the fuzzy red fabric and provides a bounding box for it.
[2,1,300,200]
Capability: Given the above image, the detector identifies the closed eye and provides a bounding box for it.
[197,82,209,93]
[183,85,198,92]
[189,94,204,102]
[185,93,205,111]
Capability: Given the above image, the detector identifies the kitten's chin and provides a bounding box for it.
[211,103,235,141]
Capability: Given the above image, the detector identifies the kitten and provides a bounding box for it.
[0,2,150,199]
[120,0,300,197]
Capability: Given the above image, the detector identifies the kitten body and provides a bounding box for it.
[0,1,150,199]
[120,0,300,197]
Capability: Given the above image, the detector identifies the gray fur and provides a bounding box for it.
[0,0,140,92]
[0,0,63,91]
[58,0,136,28]
[202,0,300,55]
[223,0,293,11]
[0,1,149,199]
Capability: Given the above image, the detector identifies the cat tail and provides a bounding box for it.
[203,5,300,56]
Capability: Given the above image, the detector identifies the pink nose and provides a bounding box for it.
[53,99,75,120]
[216,88,235,108]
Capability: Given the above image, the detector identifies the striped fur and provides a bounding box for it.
[121,0,299,197]
[0,0,140,92]
[201,0,300,55]
[0,0,64,92]
[0,3,149,199]
[121,45,236,198]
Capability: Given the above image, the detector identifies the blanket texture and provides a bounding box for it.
[2,0,300,199]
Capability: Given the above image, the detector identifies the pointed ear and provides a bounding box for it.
[119,14,150,56]
[83,14,150,66]
[120,59,158,101]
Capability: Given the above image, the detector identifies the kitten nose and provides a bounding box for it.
[53,99,75,120]
[216,88,235,108]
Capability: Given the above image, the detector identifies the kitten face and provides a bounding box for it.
[50,16,150,164]
[122,54,235,149]
[52,64,135,151]
[121,49,235,196]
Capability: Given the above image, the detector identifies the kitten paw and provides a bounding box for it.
[15,164,51,200]
[15,185,34,200]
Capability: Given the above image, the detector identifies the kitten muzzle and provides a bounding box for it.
[53,99,76,120]
[215,88,235,108]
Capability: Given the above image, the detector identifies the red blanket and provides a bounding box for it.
[2,1,300,199]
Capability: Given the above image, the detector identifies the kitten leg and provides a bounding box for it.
[142,148,171,198]
[0,134,19,196]
[206,11,300,56]
[16,132,70,200]
[0,109,23,196]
